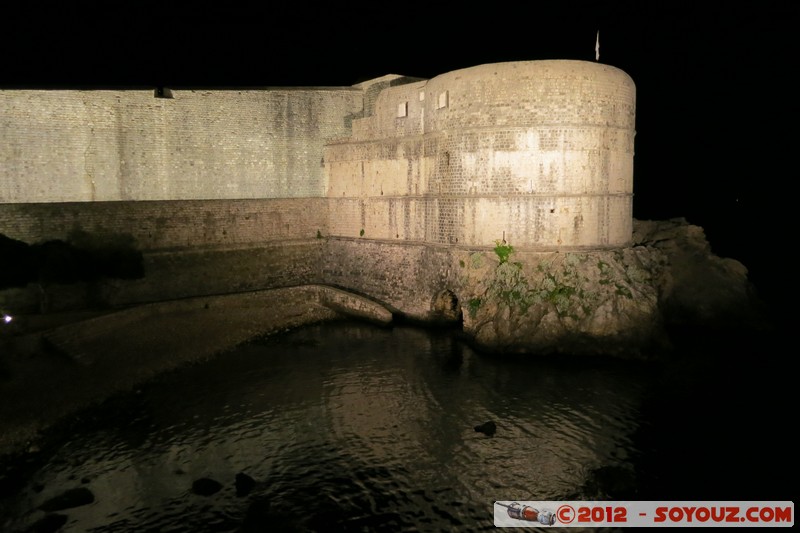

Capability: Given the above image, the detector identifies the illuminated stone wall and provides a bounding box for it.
[0,88,361,202]
[0,61,638,318]
[1,60,635,249]
[325,60,636,249]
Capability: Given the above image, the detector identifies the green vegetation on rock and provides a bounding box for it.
[493,239,514,264]
[467,297,482,318]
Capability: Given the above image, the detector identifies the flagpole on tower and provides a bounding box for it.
[595,30,600,61]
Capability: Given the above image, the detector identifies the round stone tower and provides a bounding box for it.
[422,60,636,248]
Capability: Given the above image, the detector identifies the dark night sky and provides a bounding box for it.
[2,1,797,305]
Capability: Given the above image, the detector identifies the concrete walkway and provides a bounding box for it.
[0,286,393,456]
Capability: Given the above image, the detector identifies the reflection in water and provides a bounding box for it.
[2,320,785,532]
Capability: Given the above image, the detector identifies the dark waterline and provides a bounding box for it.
[0,320,793,532]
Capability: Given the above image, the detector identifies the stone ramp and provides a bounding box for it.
[0,286,393,456]
[44,290,320,366]
[43,285,392,366]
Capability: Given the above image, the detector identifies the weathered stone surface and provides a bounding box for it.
[315,284,393,325]
[456,246,664,358]
[632,218,767,329]
[453,218,766,358]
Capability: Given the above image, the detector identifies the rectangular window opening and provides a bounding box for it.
[437,90,449,109]
[397,101,408,118]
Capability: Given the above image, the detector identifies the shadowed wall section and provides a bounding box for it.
[0,199,328,312]
[0,199,328,251]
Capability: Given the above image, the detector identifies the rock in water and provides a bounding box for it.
[474,421,497,437]
[236,472,256,497]
[192,477,223,496]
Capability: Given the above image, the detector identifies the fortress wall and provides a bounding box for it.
[1,60,638,317]
[326,198,428,241]
[426,128,634,196]
[427,195,633,247]
[2,240,327,314]
[0,198,329,313]
[421,61,635,132]
[325,134,427,242]
[325,138,425,198]
[0,198,328,250]
[325,60,636,249]
[0,88,361,203]
[321,239,455,320]
[420,61,635,248]
[350,80,427,141]
[102,240,325,309]
[323,195,631,248]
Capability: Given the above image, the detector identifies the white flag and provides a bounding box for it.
[595,30,600,61]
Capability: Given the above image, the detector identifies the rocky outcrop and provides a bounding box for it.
[456,245,665,358]
[455,218,766,358]
[631,218,767,330]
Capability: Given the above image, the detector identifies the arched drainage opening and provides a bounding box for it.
[432,289,463,325]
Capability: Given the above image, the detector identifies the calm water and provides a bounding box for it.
[0,320,792,532]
